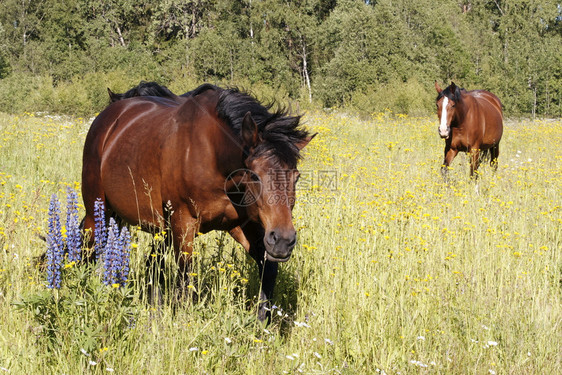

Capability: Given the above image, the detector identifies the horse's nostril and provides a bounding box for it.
[287,235,296,248]
[267,231,278,245]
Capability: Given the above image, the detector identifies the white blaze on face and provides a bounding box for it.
[439,97,449,137]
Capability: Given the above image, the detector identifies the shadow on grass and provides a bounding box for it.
[136,234,300,335]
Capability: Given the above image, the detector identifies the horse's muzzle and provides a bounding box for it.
[438,127,450,139]
[264,229,297,262]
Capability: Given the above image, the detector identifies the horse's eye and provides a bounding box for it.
[250,173,260,182]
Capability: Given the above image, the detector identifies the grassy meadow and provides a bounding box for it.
[0,110,561,374]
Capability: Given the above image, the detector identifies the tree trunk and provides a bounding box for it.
[302,38,311,103]
[116,25,126,47]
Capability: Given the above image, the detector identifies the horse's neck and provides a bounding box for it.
[213,128,247,176]
[453,95,469,126]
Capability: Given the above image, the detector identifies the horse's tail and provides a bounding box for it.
[479,148,492,164]
[479,146,500,169]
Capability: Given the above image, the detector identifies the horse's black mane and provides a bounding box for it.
[437,83,464,102]
[109,81,177,102]
[216,87,308,168]
[180,83,217,97]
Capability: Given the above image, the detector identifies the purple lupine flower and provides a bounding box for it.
[101,218,132,287]
[93,198,107,261]
[65,187,81,263]
[103,218,119,286]
[112,223,125,285]
[46,194,63,289]
[118,227,132,286]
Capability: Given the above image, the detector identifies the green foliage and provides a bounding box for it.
[0,0,560,116]
[351,78,434,115]
[13,265,137,359]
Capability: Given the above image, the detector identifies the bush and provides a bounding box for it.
[349,79,434,116]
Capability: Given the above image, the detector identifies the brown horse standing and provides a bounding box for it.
[435,82,503,179]
[82,83,313,321]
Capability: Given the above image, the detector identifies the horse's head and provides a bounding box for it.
[435,81,462,139]
[237,112,313,262]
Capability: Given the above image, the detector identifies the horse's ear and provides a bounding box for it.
[241,111,259,148]
[450,82,462,101]
[107,88,118,102]
[434,81,442,94]
[296,133,317,150]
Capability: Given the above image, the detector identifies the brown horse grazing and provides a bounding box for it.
[435,82,503,179]
[82,83,314,321]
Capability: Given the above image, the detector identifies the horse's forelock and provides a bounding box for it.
[437,84,464,103]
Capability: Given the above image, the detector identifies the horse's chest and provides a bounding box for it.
[451,124,480,149]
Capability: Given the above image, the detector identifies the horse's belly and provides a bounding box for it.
[484,124,503,147]
[103,166,164,227]
[100,132,165,229]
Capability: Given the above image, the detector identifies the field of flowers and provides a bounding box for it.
[0,110,560,374]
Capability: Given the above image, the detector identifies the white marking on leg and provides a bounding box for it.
[439,97,449,137]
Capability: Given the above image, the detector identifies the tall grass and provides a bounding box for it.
[0,111,560,374]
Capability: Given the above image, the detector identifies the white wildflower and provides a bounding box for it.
[409,360,428,368]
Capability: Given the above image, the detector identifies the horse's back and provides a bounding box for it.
[85,97,180,161]
[469,90,503,146]
[470,90,503,117]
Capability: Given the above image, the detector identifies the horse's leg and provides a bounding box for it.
[442,146,458,182]
[170,214,198,290]
[469,147,481,178]
[81,193,107,262]
[229,224,275,323]
[256,256,278,324]
[81,155,107,262]
[145,226,171,306]
[490,145,499,172]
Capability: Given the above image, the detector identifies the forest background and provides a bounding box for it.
[0,0,561,117]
